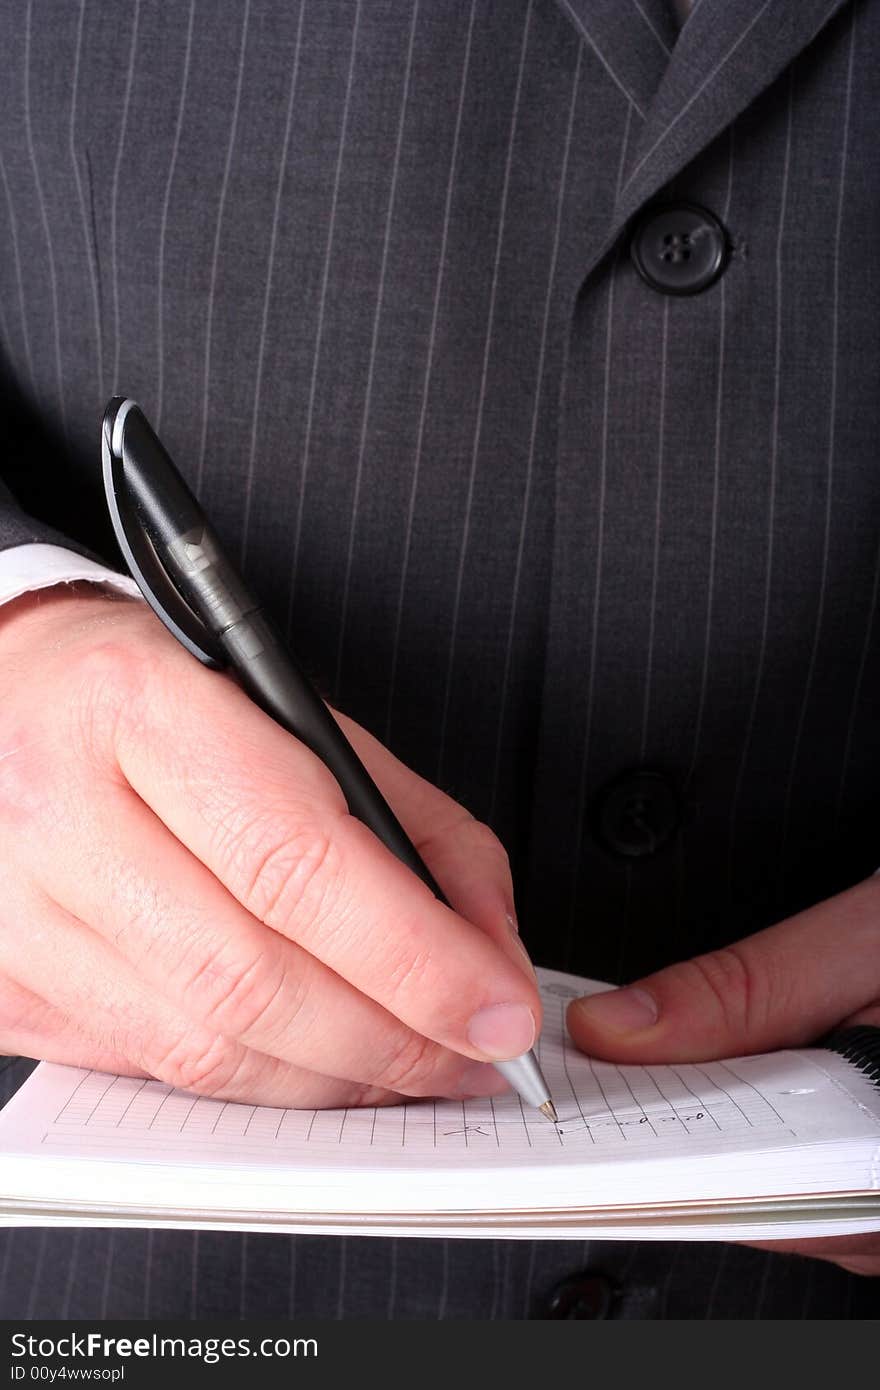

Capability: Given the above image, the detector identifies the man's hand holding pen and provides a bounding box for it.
[0,584,539,1109]
[3,585,879,1278]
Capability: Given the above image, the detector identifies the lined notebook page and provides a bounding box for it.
[2,969,879,1194]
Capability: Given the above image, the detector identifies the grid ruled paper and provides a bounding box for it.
[11,968,875,1174]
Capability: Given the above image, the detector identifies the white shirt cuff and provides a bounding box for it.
[0,542,142,606]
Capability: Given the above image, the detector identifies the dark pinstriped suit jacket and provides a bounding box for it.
[1,0,879,1318]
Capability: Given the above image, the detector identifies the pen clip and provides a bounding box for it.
[101,397,225,668]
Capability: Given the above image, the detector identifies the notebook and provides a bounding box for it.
[1,968,879,1241]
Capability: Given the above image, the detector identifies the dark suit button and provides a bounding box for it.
[543,1273,617,1319]
[630,202,729,295]
[595,769,680,858]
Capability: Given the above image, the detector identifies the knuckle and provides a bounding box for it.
[177,941,290,1042]
[102,1022,136,1064]
[229,816,343,938]
[96,856,167,957]
[66,634,156,764]
[686,945,764,1040]
[0,973,54,1040]
[378,1029,441,1096]
[347,1082,398,1108]
[418,811,512,880]
[0,716,53,831]
[245,966,312,1053]
[0,634,162,831]
[148,1032,241,1097]
[467,818,510,868]
[381,939,435,1011]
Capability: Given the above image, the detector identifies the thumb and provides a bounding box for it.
[567,876,880,1062]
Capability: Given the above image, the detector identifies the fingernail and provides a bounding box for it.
[574,986,658,1033]
[448,1061,511,1099]
[505,909,519,935]
[466,1003,536,1059]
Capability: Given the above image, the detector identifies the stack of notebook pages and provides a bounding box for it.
[1,969,878,1240]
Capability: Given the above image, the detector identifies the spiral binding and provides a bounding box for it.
[820,1026,880,1086]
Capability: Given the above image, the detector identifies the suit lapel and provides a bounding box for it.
[554,0,854,274]
[551,0,676,121]
[613,0,853,226]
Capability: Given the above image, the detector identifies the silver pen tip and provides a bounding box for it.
[539,1100,558,1123]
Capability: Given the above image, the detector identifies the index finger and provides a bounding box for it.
[109,640,542,1064]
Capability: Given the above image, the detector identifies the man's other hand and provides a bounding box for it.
[566,880,880,1275]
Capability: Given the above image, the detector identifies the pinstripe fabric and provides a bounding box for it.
[631,2,673,55]
[487,36,582,823]
[385,0,477,748]
[195,0,251,493]
[69,0,106,415]
[334,0,419,696]
[287,0,361,626]
[22,0,69,456]
[154,0,195,431]
[436,0,533,786]
[682,124,735,796]
[1,0,879,1319]
[109,1,139,393]
[725,67,794,907]
[240,0,306,568]
[777,10,857,898]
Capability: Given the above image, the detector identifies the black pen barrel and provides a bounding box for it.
[113,401,448,906]
[220,611,447,903]
[106,398,553,1117]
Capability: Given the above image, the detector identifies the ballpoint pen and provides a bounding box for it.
[100,396,557,1122]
